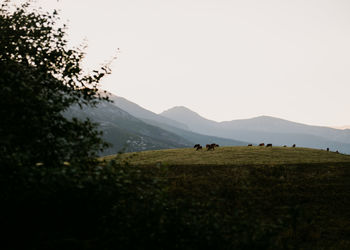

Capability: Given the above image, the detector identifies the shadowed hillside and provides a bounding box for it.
[66,102,192,155]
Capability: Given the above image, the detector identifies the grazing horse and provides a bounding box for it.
[196,145,203,150]
[207,144,216,151]
[248,144,253,146]
[292,144,296,148]
[266,143,272,147]
[259,143,265,146]
[194,144,200,148]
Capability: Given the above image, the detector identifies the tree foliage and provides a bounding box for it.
[0,1,112,167]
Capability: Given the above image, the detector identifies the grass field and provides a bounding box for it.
[101,146,350,249]
[103,146,350,166]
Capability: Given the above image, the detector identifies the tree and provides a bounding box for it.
[0,1,113,168]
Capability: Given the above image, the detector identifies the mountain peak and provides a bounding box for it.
[253,115,282,120]
[160,106,218,132]
[161,106,198,115]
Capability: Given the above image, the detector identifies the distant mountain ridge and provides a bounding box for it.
[65,96,248,155]
[109,96,248,147]
[332,125,350,130]
[161,106,350,154]
[66,93,350,155]
[111,96,189,130]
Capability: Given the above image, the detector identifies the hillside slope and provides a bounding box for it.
[66,102,192,155]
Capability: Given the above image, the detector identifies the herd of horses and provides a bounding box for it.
[193,143,293,151]
[194,143,219,151]
[194,143,339,153]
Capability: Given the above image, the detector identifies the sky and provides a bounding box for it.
[12,0,350,126]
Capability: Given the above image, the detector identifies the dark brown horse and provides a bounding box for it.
[207,144,215,151]
[259,143,265,146]
[266,143,272,147]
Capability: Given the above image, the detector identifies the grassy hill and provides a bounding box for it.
[104,146,350,166]
[100,147,350,249]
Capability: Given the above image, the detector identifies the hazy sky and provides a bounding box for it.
[14,0,350,126]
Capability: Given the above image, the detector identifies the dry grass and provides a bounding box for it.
[103,146,350,166]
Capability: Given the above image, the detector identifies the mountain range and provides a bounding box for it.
[161,106,350,154]
[333,125,350,130]
[66,95,247,155]
[66,94,350,155]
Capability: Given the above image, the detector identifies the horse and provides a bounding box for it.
[207,144,216,151]
[259,143,265,146]
[248,144,253,146]
[266,143,272,147]
[292,144,296,148]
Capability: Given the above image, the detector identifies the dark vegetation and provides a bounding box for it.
[0,1,111,168]
[1,2,350,249]
[2,157,350,249]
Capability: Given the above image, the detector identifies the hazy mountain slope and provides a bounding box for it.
[110,95,189,130]
[333,126,350,130]
[110,97,249,146]
[160,107,350,154]
[217,129,350,153]
[221,116,350,144]
[143,118,248,146]
[66,102,192,155]
[161,106,218,133]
